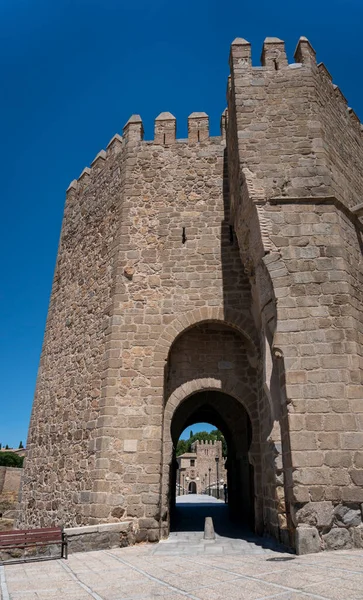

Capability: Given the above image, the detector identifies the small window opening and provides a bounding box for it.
[273,58,279,71]
[197,129,200,142]
[163,133,166,144]
[229,225,234,245]
[182,227,186,244]
[190,459,195,467]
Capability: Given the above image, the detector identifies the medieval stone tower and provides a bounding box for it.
[19,36,363,554]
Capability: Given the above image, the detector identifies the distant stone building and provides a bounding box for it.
[19,35,363,554]
[176,440,227,495]
[0,468,22,505]
[0,448,26,459]
[0,449,25,508]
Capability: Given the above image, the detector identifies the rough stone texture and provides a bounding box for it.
[352,525,363,548]
[294,501,334,529]
[65,522,137,553]
[227,36,363,551]
[295,525,321,555]
[18,36,363,554]
[334,504,362,528]
[0,467,22,498]
[176,440,227,495]
[203,516,216,540]
[0,467,22,530]
[322,527,353,550]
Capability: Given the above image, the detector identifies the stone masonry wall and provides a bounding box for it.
[19,137,124,528]
[194,440,227,492]
[316,63,363,210]
[20,112,262,543]
[0,467,22,497]
[20,36,362,554]
[167,323,256,399]
[228,36,363,552]
[0,468,5,495]
[176,441,227,495]
[88,115,258,542]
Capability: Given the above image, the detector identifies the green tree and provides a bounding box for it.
[175,439,189,456]
[0,452,24,468]
[19,441,24,449]
[176,429,227,457]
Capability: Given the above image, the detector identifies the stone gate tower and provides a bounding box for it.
[19,36,363,554]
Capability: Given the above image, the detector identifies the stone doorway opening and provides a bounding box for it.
[175,420,228,499]
[188,481,197,494]
[159,318,286,544]
[167,391,255,537]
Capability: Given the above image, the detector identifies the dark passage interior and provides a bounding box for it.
[169,391,255,537]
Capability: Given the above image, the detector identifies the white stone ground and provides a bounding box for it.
[1,546,363,599]
[1,497,362,600]
[175,494,223,504]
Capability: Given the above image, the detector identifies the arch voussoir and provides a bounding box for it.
[155,307,259,364]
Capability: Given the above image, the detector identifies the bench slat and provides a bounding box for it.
[0,526,67,564]
[0,536,62,546]
[0,531,62,539]
[0,527,61,538]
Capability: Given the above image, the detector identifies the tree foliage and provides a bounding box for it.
[176,429,227,457]
[0,452,24,468]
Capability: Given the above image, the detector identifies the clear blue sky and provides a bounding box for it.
[0,0,362,448]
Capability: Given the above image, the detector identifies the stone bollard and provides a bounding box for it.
[204,517,215,540]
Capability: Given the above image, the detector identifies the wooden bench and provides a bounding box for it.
[0,527,68,563]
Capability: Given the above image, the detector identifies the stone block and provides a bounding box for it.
[124,439,138,452]
[322,527,352,551]
[295,526,321,555]
[295,501,334,529]
[352,526,363,549]
[334,505,361,528]
[349,469,363,486]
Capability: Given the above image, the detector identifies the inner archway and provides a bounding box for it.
[159,318,287,545]
[188,481,197,494]
[169,390,255,536]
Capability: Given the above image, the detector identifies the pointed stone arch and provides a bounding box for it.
[154,307,259,364]
[162,377,260,464]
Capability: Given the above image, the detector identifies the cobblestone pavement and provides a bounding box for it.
[2,545,363,599]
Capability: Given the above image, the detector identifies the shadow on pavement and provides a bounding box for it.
[171,496,292,553]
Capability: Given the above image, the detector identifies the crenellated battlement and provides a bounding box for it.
[66,35,363,211]
[66,111,225,195]
[228,35,363,212]
[230,35,316,70]
[21,33,363,555]
[229,36,362,136]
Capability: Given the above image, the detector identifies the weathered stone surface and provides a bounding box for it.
[17,35,363,557]
[65,521,138,553]
[176,440,226,495]
[295,502,334,529]
[296,526,321,555]
[334,505,361,528]
[204,517,215,540]
[322,527,352,550]
[352,526,363,549]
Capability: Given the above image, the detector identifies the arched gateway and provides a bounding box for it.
[19,36,363,555]
[160,319,281,540]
